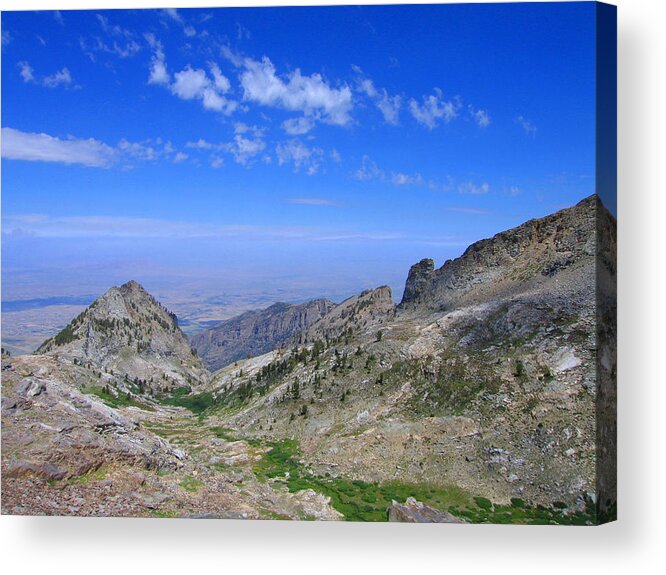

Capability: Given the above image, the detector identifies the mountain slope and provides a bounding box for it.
[36,280,208,389]
[399,195,599,313]
[302,286,395,344]
[213,195,615,516]
[191,299,335,371]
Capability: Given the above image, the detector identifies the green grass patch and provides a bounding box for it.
[68,466,107,485]
[84,386,151,410]
[179,476,204,493]
[249,437,597,524]
[158,391,218,415]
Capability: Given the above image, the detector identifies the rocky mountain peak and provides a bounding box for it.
[36,281,207,389]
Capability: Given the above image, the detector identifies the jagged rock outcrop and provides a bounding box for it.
[192,299,335,371]
[387,497,466,523]
[303,286,395,344]
[399,195,600,313]
[36,280,207,389]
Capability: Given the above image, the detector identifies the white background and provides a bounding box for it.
[0,1,663,573]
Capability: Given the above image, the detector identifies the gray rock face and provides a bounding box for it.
[387,497,465,523]
[36,280,208,390]
[402,258,435,308]
[191,299,335,371]
[304,286,395,344]
[399,195,599,312]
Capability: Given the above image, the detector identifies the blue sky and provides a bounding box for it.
[1,3,597,303]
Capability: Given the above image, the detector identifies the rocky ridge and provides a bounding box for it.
[191,299,334,371]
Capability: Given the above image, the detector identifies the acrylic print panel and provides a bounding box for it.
[0,2,616,524]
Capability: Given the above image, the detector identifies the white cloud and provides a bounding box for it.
[469,106,491,128]
[18,61,35,83]
[146,37,236,114]
[2,128,188,169]
[92,14,140,58]
[117,138,160,161]
[458,181,490,195]
[276,139,324,174]
[238,55,353,126]
[146,33,170,86]
[288,198,336,206]
[184,127,265,167]
[281,116,315,135]
[2,30,11,46]
[1,127,115,168]
[186,138,215,150]
[445,207,490,215]
[353,67,402,125]
[409,89,460,129]
[225,135,266,165]
[184,26,197,38]
[173,152,188,163]
[210,63,231,93]
[391,172,423,186]
[42,67,72,88]
[163,8,182,23]
[353,155,385,181]
[330,149,342,163]
[376,93,402,125]
[515,115,537,136]
[18,61,75,88]
[171,67,210,99]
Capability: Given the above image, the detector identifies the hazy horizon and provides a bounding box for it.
[2,4,598,351]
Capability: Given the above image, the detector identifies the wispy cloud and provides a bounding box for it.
[1,213,423,245]
[458,181,490,195]
[79,14,142,60]
[18,61,34,83]
[353,155,385,181]
[146,33,169,85]
[184,124,266,166]
[43,67,73,88]
[391,172,424,186]
[353,65,402,125]
[1,128,186,169]
[281,116,315,136]
[146,35,235,114]
[445,207,490,215]
[409,89,461,129]
[276,139,324,175]
[515,115,537,136]
[288,198,336,206]
[469,106,491,128]
[17,61,74,89]
[224,133,266,166]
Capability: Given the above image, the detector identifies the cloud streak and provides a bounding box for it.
[1,128,187,168]
[1,127,115,167]
[1,213,435,245]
